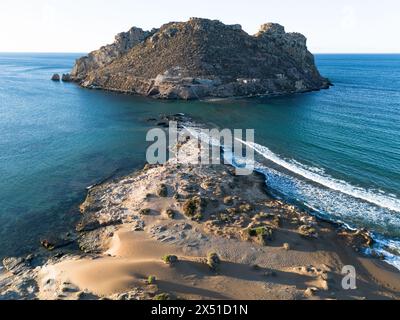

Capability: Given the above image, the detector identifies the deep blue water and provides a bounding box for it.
[0,53,399,266]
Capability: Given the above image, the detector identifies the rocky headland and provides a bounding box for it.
[1,116,399,300]
[69,18,331,100]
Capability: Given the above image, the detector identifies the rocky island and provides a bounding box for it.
[70,18,331,100]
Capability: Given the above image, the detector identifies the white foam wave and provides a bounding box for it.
[182,124,400,270]
[237,139,400,213]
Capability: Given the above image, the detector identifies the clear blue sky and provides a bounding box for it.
[0,0,398,53]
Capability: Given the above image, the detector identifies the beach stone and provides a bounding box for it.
[2,257,29,275]
[61,282,79,293]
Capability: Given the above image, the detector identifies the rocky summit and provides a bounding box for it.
[70,18,331,100]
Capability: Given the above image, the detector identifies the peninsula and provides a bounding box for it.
[1,116,399,300]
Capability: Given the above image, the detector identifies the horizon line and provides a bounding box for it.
[0,51,400,55]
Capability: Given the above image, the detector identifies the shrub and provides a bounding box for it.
[139,208,151,215]
[193,213,204,221]
[298,225,318,238]
[154,293,170,300]
[162,255,178,265]
[246,226,274,245]
[239,203,253,213]
[148,275,156,285]
[183,196,204,217]
[165,209,175,219]
[157,184,168,197]
[207,252,221,271]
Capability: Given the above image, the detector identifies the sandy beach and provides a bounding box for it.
[1,120,400,300]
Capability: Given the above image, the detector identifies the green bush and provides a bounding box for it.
[139,208,151,215]
[183,196,204,217]
[246,226,274,245]
[165,209,175,219]
[157,184,168,197]
[162,255,178,265]
[154,293,170,300]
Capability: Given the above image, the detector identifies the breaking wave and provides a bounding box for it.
[183,125,400,269]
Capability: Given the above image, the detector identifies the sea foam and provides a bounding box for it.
[183,125,400,270]
[237,139,400,213]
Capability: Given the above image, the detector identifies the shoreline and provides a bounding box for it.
[1,121,400,300]
[72,79,331,102]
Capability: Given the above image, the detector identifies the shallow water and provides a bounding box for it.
[0,53,399,263]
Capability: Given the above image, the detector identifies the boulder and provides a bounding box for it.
[51,73,60,81]
[62,73,72,82]
[2,257,29,275]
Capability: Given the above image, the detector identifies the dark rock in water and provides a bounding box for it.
[70,18,331,100]
[41,239,56,251]
[62,73,72,82]
[156,121,169,128]
[51,73,60,81]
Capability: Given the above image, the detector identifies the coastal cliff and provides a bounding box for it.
[71,18,331,100]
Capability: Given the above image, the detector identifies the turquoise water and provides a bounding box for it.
[0,53,399,264]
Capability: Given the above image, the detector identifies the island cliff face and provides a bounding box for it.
[71,18,331,100]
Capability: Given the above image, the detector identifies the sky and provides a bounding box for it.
[0,0,399,53]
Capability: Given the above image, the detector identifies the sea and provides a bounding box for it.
[0,53,399,268]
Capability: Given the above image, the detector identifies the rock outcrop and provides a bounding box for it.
[51,73,60,81]
[71,18,331,100]
[71,27,153,80]
[61,73,72,82]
